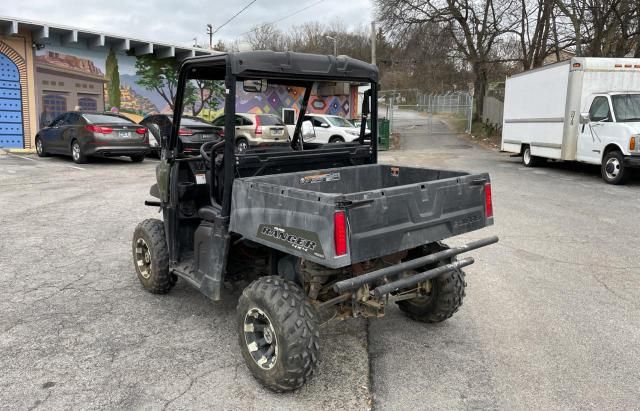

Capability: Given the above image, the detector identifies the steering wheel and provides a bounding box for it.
[200,140,225,167]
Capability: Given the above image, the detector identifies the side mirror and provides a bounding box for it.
[302,120,315,139]
[580,113,590,124]
[320,122,330,128]
[243,79,268,93]
[362,89,371,116]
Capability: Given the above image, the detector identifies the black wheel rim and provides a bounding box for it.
[243,307,278,370]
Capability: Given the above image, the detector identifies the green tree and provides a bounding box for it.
[105,49,120,109]
[134,55,181,111]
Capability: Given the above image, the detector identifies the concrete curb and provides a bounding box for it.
[7,148,36,154]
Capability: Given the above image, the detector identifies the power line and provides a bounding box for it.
[211,0,258,36]
[240,0,325,36]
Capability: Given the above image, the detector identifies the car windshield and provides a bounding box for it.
[83,114,134,124]
[257,115,284,126]
[326,116,355,128]
[611,94,640,122]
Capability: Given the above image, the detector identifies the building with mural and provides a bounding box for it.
[0,16,211,150]
[0,16,362,150]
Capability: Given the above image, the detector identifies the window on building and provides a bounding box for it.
[43,94,67,119]
[78,97,97,112]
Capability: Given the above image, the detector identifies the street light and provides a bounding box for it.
[324,35,337,56]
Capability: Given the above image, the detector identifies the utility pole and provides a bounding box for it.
[324,35,337,56]
[206,24,213,49]
[371,21,376,65]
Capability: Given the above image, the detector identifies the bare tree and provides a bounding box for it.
[244,24,286,51]
[375,0,518,119]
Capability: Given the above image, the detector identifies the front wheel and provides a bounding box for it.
[329,136,344,143]
[237,276,320,392]
[35,137,49,157]
[601,150,628,185]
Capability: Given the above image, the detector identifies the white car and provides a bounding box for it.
[303,114,363,143]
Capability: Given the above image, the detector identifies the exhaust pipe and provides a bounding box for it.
[372,257,475,297]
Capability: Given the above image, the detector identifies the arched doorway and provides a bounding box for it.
[0,52,23,148]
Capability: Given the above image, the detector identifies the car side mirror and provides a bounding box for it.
[580,113,590,124]
[320,122,330,128]
[302,120,316,139]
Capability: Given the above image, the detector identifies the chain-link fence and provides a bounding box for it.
[378,90,473,135]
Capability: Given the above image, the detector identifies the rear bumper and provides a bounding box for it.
[85,145,150,157]
[249,137,288,146]
[624,155,640,167]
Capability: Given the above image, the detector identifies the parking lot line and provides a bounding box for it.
[8,153,86,171]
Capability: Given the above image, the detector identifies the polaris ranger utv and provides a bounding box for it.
[132,51,498,392]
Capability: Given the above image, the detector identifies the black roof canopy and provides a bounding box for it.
[182,51,378,83]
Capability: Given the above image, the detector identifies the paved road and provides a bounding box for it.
[372,110,640,409]
[1,115,640,410]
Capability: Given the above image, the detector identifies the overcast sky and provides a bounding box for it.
[3,0,373,47]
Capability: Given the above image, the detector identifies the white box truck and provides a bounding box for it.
[501,57,640,184]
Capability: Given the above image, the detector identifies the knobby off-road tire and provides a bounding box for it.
[132,219,176,294]
[237,276,320,392]
[397,244,467,323]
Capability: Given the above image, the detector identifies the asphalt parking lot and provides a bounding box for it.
[1,117,640,409]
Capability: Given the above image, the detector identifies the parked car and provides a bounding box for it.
[35,112,149,164]
[210,113,289,153]
[302,114,364,143]
[140,114,221,156]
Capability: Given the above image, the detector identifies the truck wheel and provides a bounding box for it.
[132,219,176,294]
[130,154,145,163]
[397,243,467,323]
[329,136,344,143]
[601,150,628,185]
[522,145,541,167]
[237,276,320,392]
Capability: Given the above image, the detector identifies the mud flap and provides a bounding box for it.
[194,215,230,301]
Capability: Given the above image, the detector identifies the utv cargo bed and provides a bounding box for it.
[229,164,493,268]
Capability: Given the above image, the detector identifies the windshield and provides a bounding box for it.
[611,94,640,122]
[326,116,356,128]
[83,114,134,124]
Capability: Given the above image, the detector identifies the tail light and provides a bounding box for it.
[334,210,348,256]
[255,116,263,135]
[484,183,493,218]
[179,128,194,136]
[135,127,147,135]
[85,125,113,134]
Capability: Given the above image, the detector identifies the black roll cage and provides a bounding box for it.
[166,52,379,217]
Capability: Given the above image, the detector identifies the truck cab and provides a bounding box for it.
[578,93,640,182]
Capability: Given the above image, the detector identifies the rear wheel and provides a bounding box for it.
[601,150,628,185]
[130,154,145,163]
[397,243,467,323]
[329,136,344,143]
[236,138,249,153]
[132,219,176,294]
[237,276,320,392]
[522,145,541,167]
[70,140,87,164]
[35,136,49,157]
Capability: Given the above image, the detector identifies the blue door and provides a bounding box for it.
[0,53,23,148]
